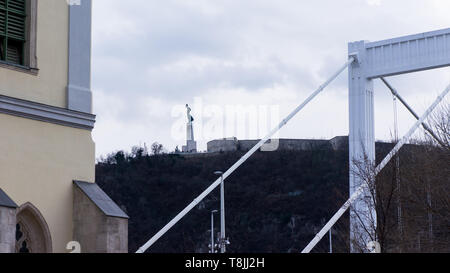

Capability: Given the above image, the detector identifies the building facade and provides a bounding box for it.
[0,0,128,253]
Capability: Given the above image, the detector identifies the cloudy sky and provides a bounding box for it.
[91,0,450,158]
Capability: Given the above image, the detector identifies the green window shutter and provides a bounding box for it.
[7,3,26,40]
[0,0,26,65]
[0,1,6,36]
[7,0,25,12]
[6,39,20,63]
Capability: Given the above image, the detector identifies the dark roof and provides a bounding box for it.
[0,188,18,208]
[74,181,129,219]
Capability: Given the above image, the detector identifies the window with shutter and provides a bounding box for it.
[0,0,26,66]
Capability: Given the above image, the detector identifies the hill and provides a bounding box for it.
[95,141,449,253]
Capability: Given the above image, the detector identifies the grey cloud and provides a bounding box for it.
[92,0,326,100]
[91,0,450,156]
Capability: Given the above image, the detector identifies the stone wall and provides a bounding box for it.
[207,138,239,153]
[73,186,128,253]
[0,207,16,253]
[238,140,260,151]
[330,136,349,151]
[207,136,348,153]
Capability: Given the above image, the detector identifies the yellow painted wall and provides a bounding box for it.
[0,113,95,253]
[0,0,69,108]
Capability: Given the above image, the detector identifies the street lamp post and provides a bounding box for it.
[329,228,332,254]
[214,171,229,253]
[210,210,218,253]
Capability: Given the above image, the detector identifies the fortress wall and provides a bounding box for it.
[207,137,349,153]
[238,140,260,151]
[277,139,331,151]
[330,136,349,150]
[207,138,239,153]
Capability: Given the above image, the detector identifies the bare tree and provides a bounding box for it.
[347,102,450,253]
[151,142,165,155]
[426,100,450,149]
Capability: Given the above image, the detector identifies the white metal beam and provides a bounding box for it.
[348,41,376,252]
[364,28,450,78]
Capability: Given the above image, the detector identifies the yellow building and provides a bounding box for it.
[0,0,128,253]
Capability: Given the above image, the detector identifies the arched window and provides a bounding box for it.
[15,223,31,253]
[15,202,52,253]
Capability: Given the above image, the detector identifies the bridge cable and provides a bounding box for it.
[381,78,445,147]
[301,82,450,253]
[136,57,356,253]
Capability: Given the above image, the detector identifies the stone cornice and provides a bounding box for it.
[0,95,95,130]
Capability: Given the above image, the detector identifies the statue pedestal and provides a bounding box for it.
[182,140,197,153]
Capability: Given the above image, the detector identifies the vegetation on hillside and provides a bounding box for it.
[96,146,351,253]
[95,101,449,253]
